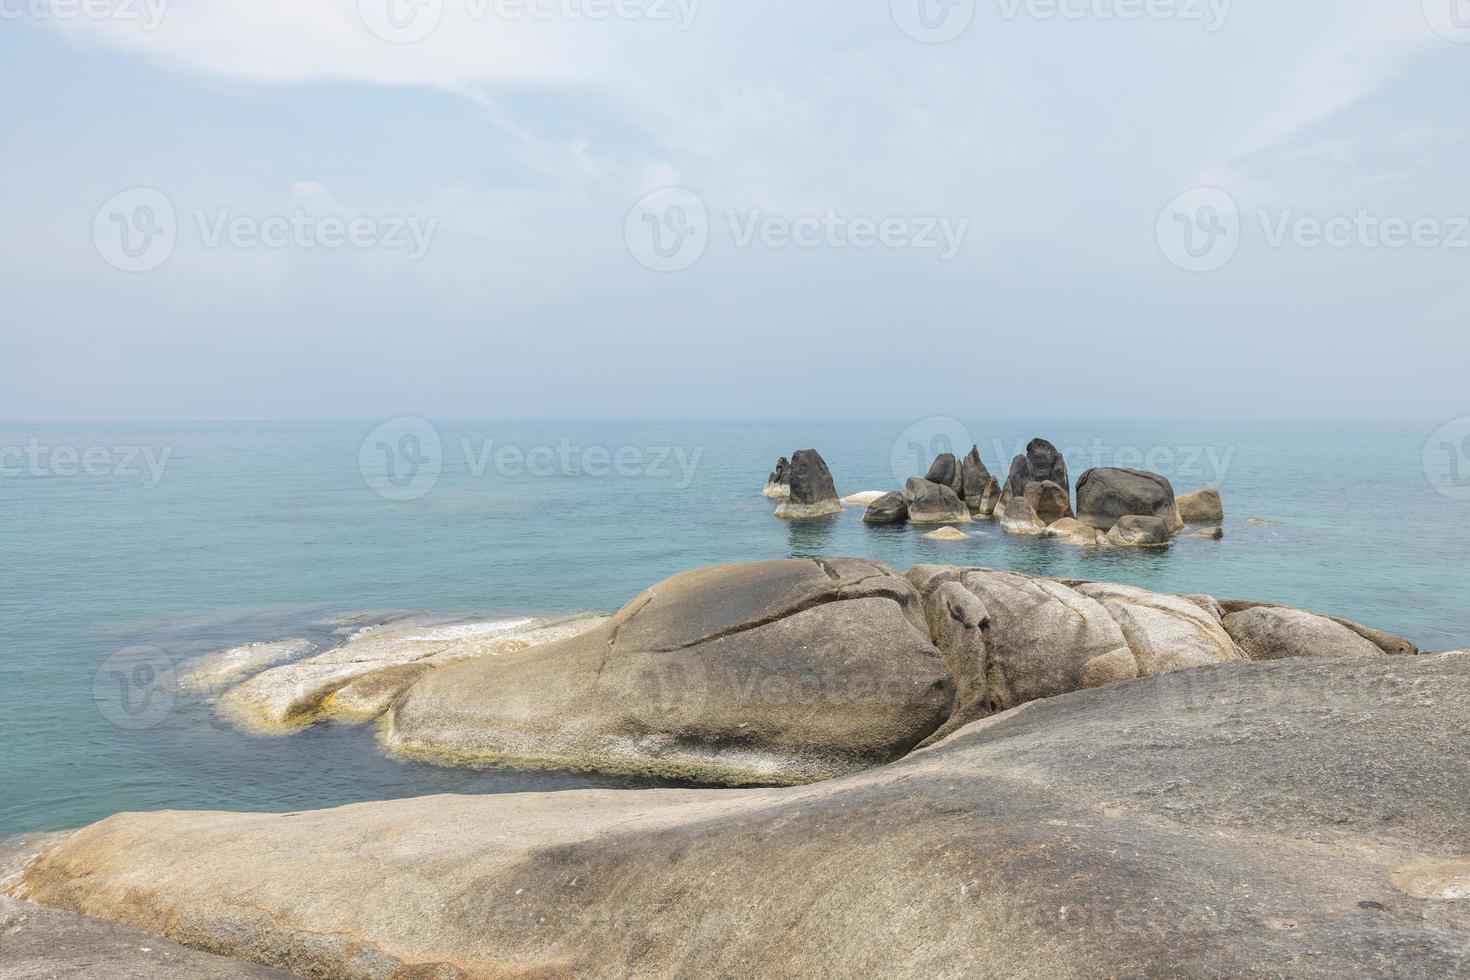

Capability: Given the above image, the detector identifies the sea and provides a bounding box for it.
[4,419,1468,839]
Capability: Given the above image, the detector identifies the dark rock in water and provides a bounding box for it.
[774,449,841,518]
[1026,438,1069,495]
[763,456,792,498]
[973,476,1002,517]
[903,477,971,525]
[1002,453,1032,497]
[1177,488,1224,524]
[923,453,962,494]
[1076,467,1183,532]
[1192,525,1224,540]
[959,446,993,510]
[862,492,909,525]
[1106,515,1172,547]
[1023,480,1071,525]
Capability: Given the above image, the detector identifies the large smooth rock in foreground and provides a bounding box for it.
[24,654,1470,978]
[1072,582,1246,674]
[1219,599,1418,656]
[861,491,908,525]
[1076,467,1184,532]
[903,477,971,525]
[0,895,295,978]
[1177,487,1224,524]
[772,448,842,518]
[1222,605,1386,662]
[384,559,952,785]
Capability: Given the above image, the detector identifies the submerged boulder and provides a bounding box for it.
[923,526,969,541]
[1076,467,1184,532]
[1177,488,1224,524]
[861,491,909,525]
[1106,514,1172,547]
[1222,606,1386,662]
[384,559,952,785]
[773,449,842,519]
[903,477,971,525]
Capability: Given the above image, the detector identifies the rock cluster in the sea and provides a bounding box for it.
[850,435,1230,547]
[762,456,791,498]
[771,449,843,519]
[13,558,1461,980]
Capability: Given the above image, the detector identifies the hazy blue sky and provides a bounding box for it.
[3,0,1467,420]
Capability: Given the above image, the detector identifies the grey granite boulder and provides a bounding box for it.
[383,559,952,785]
[1072,582,1247,674]
[923,452,963,494]
[1024,437,1069,494]
[1022,479,1071,525]
[1077,467,1184,532]
[903,477,971,525]
[1218,600,1418,656]
[1222,605,1386,662]
[997,496,1047,536]
[958,446,992,509]
[1106,514,1173,547]
[773,449,842,518]
[861,491,909,525]
[762,456,791,498]
[1176,488,1224,524]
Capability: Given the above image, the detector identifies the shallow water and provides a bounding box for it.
[4,419,1468,837]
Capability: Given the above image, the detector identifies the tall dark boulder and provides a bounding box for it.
[773,449,842,519]
[763,456,792,498]
[1026,438,1069,495]
[923,453,962,495]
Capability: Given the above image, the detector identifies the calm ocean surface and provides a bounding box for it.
[4,419,1468,837]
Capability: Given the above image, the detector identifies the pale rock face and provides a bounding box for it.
[1073,582,1247,675]
[841,491,888,506]
[1106,515,1172,547]
[174,638,316,694]
[1045,517,1104,546]
[1222,606,1385,662]
[923,526,969,541]
[998,497,1047,536]
[1177,488,1224,524]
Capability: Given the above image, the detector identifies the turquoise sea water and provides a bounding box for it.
[4,419,1468,838]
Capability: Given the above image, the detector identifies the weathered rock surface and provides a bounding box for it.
[1072,582,1246,675]
[384,559,952,785]
[1107,514,1173,547]
[997,496,1047,536]
[0,894,296,978]
[1192,525,1224,540]
[772,449,842,518]
[1177,488,1224,524]
[25,654,1470,978]
[1024,437,1069,494]
[971,476,1002,517]
[215,617,604,733]
[1044,517,1105,546]
[1022,479,1071,525]
[762,456,791,498]
[905,566,1136,740]
[840,490,887,506]
[923,526,969,541]
[903,477,971,525]
[1222,606,1387,662]
[1076,467,1184,532]
[174,639,316,695]
[1218,600,1418,656]
[861,491,909,525]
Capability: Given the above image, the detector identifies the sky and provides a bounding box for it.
[2,0,1468,420]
